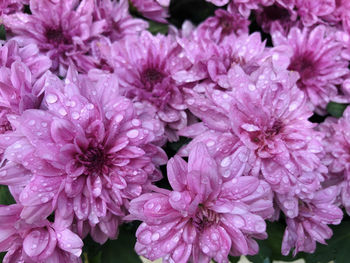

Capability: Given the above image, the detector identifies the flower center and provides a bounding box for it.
[141,68,165,90]
[0,120,12,134]
[45,27,71,46]
[288,54,316,88]
[252,120,283,143]
[263,5,290,21]
[78,146,107,175]
[192,205,220,231]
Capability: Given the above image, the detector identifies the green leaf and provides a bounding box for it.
[326,102,348,118]
[100,225,141,263]
[0,185,15,205]
[247,221,300,263]
[0,24,6,40]
[148,21,169,35]
[228,255,240,263]
[299,221,350,263]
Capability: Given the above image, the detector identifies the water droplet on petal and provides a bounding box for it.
[46,94,58,104]
[127,129,139,139]
[220,157,231,167]
[151,232,160,241]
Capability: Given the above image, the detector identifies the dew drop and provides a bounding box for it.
[127,129,139,139]
[46,94,58,104]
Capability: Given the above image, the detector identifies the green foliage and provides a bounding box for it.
[84,224,141,263]
[0,24,6,40]
[0,185,15,205]
[148,21,169,35]
[326,102,348,118]
[246,221,299,263]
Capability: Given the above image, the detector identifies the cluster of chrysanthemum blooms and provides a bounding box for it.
[0,0,350,262]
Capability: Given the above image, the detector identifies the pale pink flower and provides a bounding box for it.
[272,25,349,112]
[128,143,273,263]
[0,69,167,243]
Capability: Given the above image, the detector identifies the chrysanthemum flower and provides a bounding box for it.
[181,62,326,208]
[93,0,148,41]
[272,25,349,112]
[0,40,51,144]
[103,31,191,141]
[176,31,290,90]
[295,0,336,26]
[0,204,83,263]
[319,107,350,215]
[0,0,27,15]
[196,8,250,43]
[0,69,167,243]
[2,0,107,75]
[130,0,170,23]
[128,143,273,263]
[282,186,342,255]
[255,0,298,34]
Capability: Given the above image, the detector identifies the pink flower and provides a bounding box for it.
[272,25,349,113]
[196,8,250,43]
[102,32,191,141]
[255,0,298,34]
[176,31,290,90]
[319,107,350,215]
[2,0,107,75]
[295,0,336,26]
[0,69,167,243]
[93,0,148,41]
[0,0,27,15]
[0,204,83,263]
[128,143,273,263]
[282,186,342,255]
[229,0,274,17]
[130,0,170,23]
[0,40,51,155]
[181,61,325,206]
[205,0,230,6]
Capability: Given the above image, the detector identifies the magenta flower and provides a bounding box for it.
[272,25,349,113]
[93,0,148,41]
[128,143,273,263]
[0,69,167,243]
[130,0,170,23]
[282,186,342,255]
[0,204,83,263]
[2,0,107,75]
[103,32,191,141]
